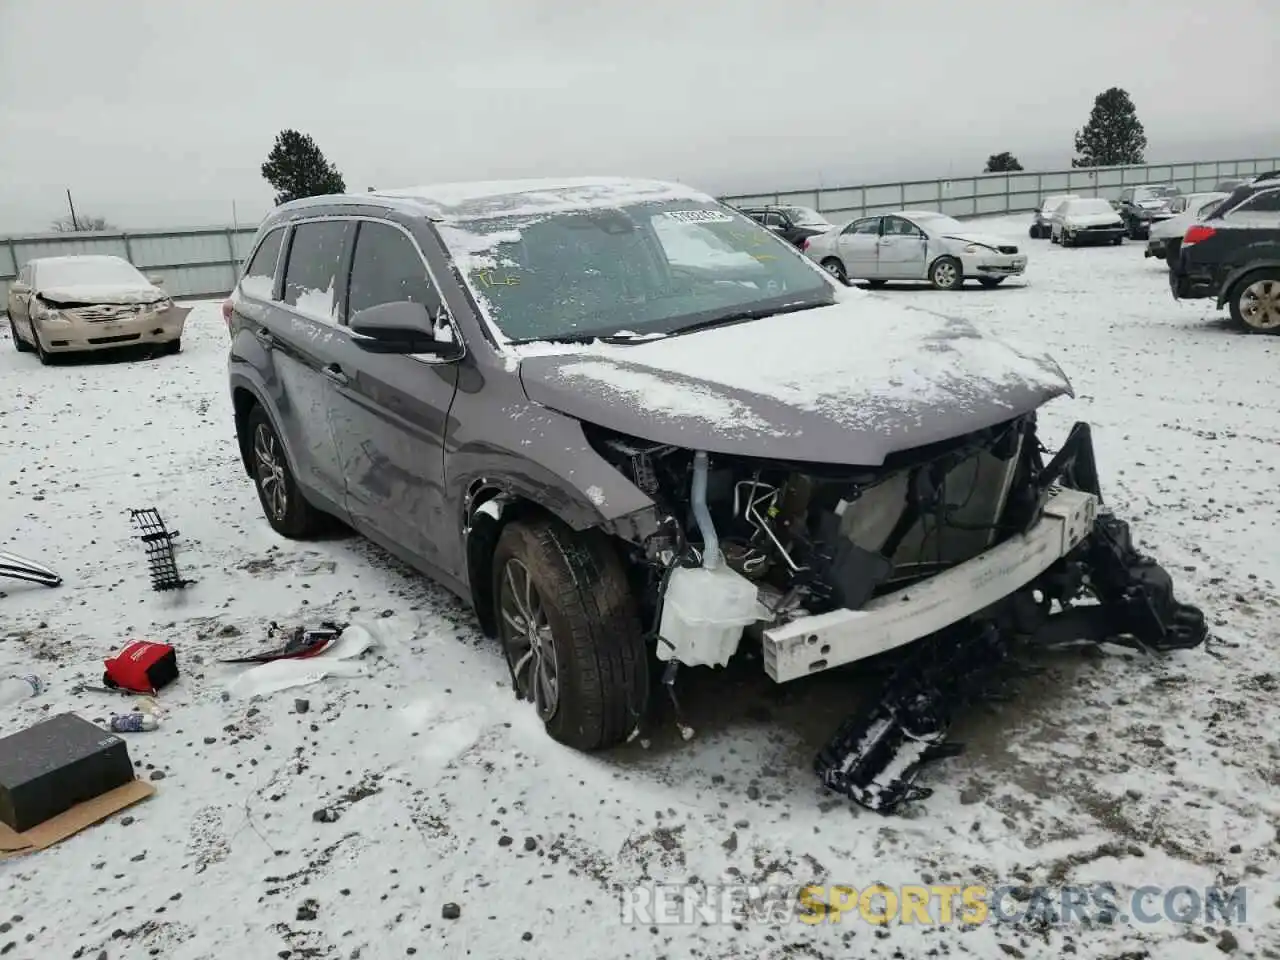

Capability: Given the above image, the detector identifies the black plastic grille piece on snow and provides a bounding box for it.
[129,508,194,591]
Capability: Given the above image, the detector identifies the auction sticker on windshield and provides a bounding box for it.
[663,210,736,224]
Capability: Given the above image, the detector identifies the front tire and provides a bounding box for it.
[977,277,1004,288]
[31,323,53,365]
[246,404,324,538]
[8,316,31,353]
[1228,270,1280,335]
[820,258,848,284]
[1029,224,1041,239]
[492,518,649,751]
[929,256,962,290]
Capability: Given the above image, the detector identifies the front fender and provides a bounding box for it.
[1215,259,1280,309]
[448,405,658,536]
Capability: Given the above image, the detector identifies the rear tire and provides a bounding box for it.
[492,518,649,751]
[866,279,887,288]
[8,316,31,353]
[820,258,848,284]
[929,256,963,290]
[165,338,182,355]
[1029,224,1041,239]
[1227,269,1280,335]
[246,404,325,538]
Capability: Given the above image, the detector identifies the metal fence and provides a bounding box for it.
[721,155,1280,222]
[2,155,1277,303]
[0,226,259,303]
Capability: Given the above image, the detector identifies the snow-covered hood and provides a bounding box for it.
[516,294,1071,466]
[941,231,1012,250]
[1063,211,1123,227]
[36,283,168,306]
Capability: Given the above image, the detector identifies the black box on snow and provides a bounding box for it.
[0,712,136,833]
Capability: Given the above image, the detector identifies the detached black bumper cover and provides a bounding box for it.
[814,422,1208,814]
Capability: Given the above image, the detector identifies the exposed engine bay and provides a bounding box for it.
[586,414,1209,813]
[591,413,1064,632]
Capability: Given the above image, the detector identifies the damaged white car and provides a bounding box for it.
[228,178,1208,815]
[6,254,189,363]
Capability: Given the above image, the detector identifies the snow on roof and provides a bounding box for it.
[371,177,712,222]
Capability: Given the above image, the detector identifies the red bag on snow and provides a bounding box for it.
[103,640,179,693]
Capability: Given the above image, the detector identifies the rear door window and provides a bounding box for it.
[1231,189,1280,215]
[344,221,438,322]
[281,220,353,323]
[241,226,285,299]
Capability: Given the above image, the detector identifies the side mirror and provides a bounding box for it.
[349,300,462,357]
[148,275,164,286]
[9,282,30,296]
[766,223,786,234]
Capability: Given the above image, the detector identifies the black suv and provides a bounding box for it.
[1169,173,1280,333]
[1115,184,1181,239]
[733,204,833,248]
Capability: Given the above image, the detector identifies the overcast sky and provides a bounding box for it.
[1,0,1276,233]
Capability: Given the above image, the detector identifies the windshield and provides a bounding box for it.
[438,200,834,343]
[779,205,831,226]
[36,256,147,288]
[1040,195,1073,212]
[904,212,968,233]
[1134,186,1177,201]
[1063,199,1114,216]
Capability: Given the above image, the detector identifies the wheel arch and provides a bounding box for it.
[462,482,585,639]
[461,475,664,639]
[230,379,301,482]
[1216,260,1280,310]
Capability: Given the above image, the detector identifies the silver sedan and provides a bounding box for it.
[801,210,1027,290]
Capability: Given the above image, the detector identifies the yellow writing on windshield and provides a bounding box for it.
[476,270,521,287]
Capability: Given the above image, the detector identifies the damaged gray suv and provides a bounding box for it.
[225,177,1206,813]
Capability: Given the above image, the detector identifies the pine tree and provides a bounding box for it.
[984,152,1023,173]
[1072,88,1148,168]
[261,130,347,205]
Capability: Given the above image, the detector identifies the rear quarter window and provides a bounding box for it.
[240,227,285,299]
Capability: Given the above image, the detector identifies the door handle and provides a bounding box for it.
[253,328,275,348]
[322,364,349,386]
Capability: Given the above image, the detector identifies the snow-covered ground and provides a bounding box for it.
[1,214,1278,960]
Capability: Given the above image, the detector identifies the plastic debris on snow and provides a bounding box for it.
[222,616,414,699]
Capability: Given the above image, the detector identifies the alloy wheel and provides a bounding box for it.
[932,260,959,289]
[498,558,560,721]
[253,423,288,521]
[1239,279,1280,331]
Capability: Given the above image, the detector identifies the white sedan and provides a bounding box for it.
[801,210,1027,290]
